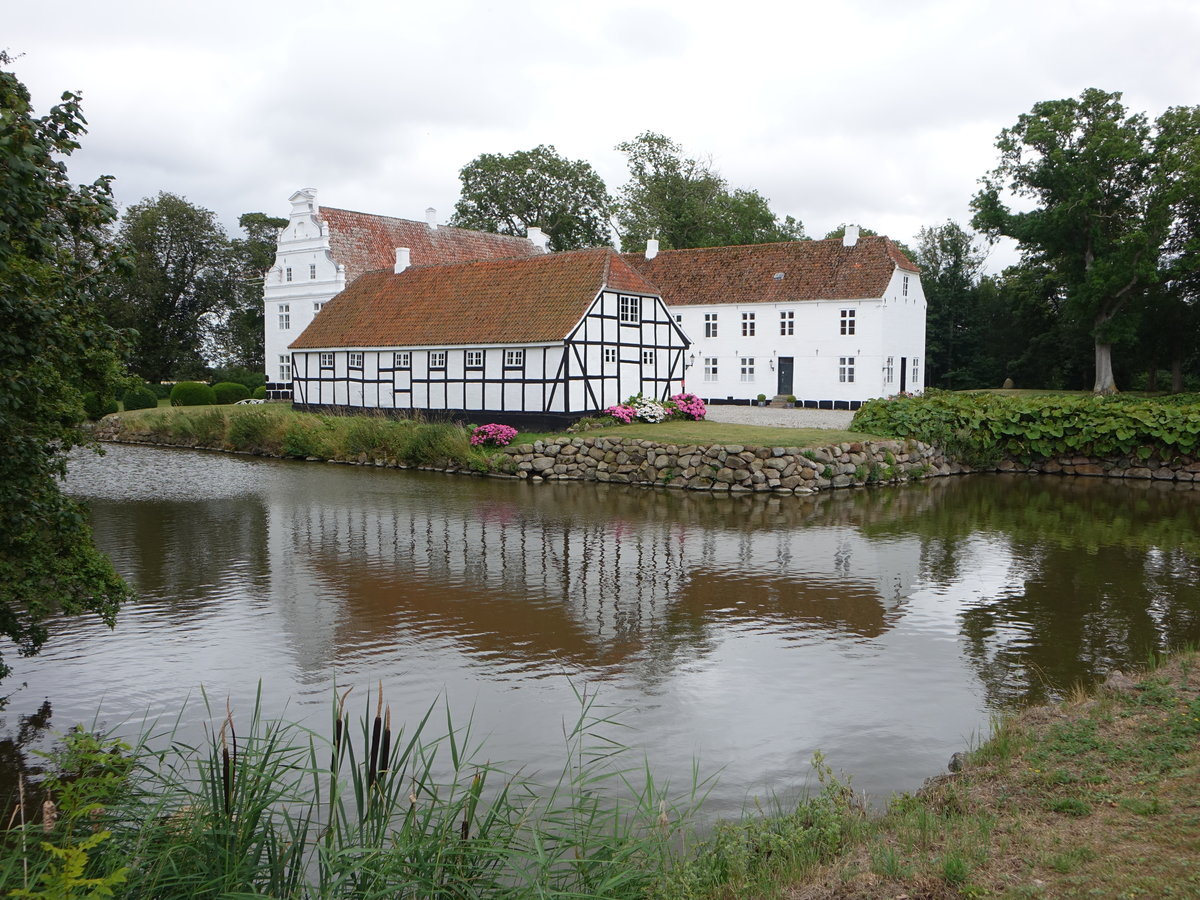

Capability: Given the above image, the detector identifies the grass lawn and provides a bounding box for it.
[520,420,880,448]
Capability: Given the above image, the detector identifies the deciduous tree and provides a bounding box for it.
[0,56,132,680]
[206,212,287,369]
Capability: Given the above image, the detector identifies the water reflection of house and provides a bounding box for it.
[264,479,922,678]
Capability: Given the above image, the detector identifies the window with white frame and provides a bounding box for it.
[780,310,794,335]
[504,349,524,368]
[604,347,617,364]
[704,313,718,338]
[309,263,317,280]
[285,267,293,282]
[319,352,334,368]
[740,357,755,382]
[619,295,640,322]
[642,349,655,365]
[839,357,855,383]
[742,312,756,336]
[348,352,364,369]
[911,357,920,384]
[429,351,447,369]
[278,303,290,330]
[465,350,483,368]
[393,351,411,369]
[313,301,323,312]
[278,354,290,382]
[704,357,718,381]
[884,356,894,383]
[902,275,910,297]
[840,309,855,335]
[674,314,682,324]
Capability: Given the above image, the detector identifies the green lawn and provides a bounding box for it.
[519,419,880,448]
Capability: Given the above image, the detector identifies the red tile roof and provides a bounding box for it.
[621,236,918,306]
[318,207,542,284]
[290,249,660,349]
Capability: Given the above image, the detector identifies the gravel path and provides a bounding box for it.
[702,404,856,430]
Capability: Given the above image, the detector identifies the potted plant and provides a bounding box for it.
[786,395,796,408]
[756,393,767,407]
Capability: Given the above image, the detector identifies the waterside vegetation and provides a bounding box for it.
[5,652,1198,898]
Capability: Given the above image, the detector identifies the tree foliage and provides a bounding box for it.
[107,192,230,382]
[0,57,132,680]
[614,132,804,251]
[205,212,286,369]
[451,145,611,251]
[971,88,1200,394]
[915,221,988,388]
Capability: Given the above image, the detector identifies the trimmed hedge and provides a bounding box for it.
[213,381,251,404]
[252,386,267,400]
[122,386,159,411]
[851,391,1200,464]
[169,381,216,407]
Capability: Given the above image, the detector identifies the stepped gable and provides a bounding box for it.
[290,248,659,350]
[621,235,917,306]
[317,207,541,284]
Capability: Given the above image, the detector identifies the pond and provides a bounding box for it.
[4,443,1200,819]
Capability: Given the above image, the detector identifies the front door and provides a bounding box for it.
[900,356,908,393]
[777,357,794,396]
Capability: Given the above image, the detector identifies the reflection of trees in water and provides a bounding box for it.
[0,700,53,822]
[892,476,1200,708]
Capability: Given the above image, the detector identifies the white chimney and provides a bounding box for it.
[526,226,550,253]
[843,225,860,248]
[394,247,411,274]
[425,207,438,230]
[645,238,659,260]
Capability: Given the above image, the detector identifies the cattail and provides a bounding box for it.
[461,771,482,841]
[368,681,383,789]
[332,686,352,771]
[41,799,57,834]
[221,703,236,818]
[378,705,391,778]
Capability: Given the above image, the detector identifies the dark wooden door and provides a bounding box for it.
[777,357,794,396]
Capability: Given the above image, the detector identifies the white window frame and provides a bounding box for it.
[504,348,524,368]
[319,352,334,368]
[704,357,718,382]
[313,301,323,312]
[285,267,293,283]
[393,351,411,369]
[642,349,655,365]
[742,312,756,337]
[618,295,641,323]
[348,351,364,369]
[911,357,920,385]
[902,275,910,297]
[780,310,794,336]
[278,303,290,330]
[704,313,718,338]
[278,354,290,383]
[603,347,617,364]
[840,309,855,335]
[309,263,317,280]
[429,351,447,369]
[465,350,483,368]
[839,356,856,383]
[884,356,894,384]
[740,357,755,382]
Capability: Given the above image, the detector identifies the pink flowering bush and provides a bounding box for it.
[605,404,637,424]
[669,392,707,420]
[470,423,518,447]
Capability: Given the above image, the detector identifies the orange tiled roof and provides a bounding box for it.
[290,248,659,349]
[621,235,918,306]
[318,207,541,284]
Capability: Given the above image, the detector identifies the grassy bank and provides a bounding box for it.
[103,404,879,472]
[7,654,1198,898]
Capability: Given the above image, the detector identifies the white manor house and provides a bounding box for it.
[263,190,925,419]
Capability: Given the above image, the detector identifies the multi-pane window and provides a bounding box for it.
[604,347,617,364]
[313,301,323,312]
[278,354,290,383]
[393,351,411,368]
[742,312,756,336]
[465,350,483,368]
[642,349,655,365]
[884,356,894,384]
[285,267,293,282]
[619,295,640,322]
[319,352,334,368]
[840,309,855,335]
[911,357,920,385]
[504,349,524,368]
[348,352,364,369]
[309,264,317,280]
[839,357,856,383]
[902,275,910,297]
[278,303,290,330]
[740,358,755,382]
[780,310,794,335]
[704,357,718,381]
[429,351,447,369]
[704,313,718,338]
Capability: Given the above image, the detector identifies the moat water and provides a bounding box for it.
[3,443,1199,818]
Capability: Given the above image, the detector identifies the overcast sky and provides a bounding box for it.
[8,0,1200,270]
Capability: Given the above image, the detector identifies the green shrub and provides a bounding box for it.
[82,392,118,420]
[210,365,267,392]
[147,383,172,399]
[170,381,216,407]
[122,385,158,411]
[282,420,332,458]
[212,381,251,405]
[227,409,281,453]
[252,385,267,400]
